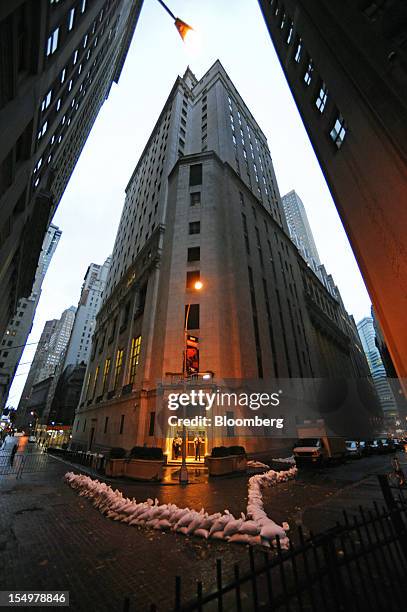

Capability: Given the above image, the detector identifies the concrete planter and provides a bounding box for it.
[125,459,164,481]
[206,455,247,476]
[105,458,126,477]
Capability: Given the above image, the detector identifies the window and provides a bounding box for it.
[185,304,200,329]
[56,98,61,111]
[188,247,200,262]
[41,90,52,111]
[189,221,200,234]
[114,349,124,388]
[294,38,302,63]
[303,59,314,85]
[286,24,293,44]
[186,270,200,289]
[129,336,142,383]
[148,412,155,436]
[37,121,48,139]
[190,192,201,206]
[73,49,78,64]
[68,8,75,31]
[315,82,328,113]
[92,366,99,397]
[104,416,109,434]
[189,164,202,186]
[330,114,347,148]
[60,67,66,83]
[81,0,87,13]
[46,28,59,56]
[119,414,125,434]
[102,357,111,393]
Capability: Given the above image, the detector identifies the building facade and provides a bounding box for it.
[0,223,61,411]
[0,0,144,342]
[16,306,76,426]
[64,257,111,368]
[71,61,373,457]
[258,0,407,387]
[357,316,397,427]
[282,190,321,272]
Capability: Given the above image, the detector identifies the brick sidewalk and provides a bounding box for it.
[0,452,399,611]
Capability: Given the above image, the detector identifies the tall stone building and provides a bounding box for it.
[46,257,111,430]
[72,61,373,456]
[0,0,144,341]
[357,316,398,428]
[0,223,61,410]
[282,190,321,272]
[258,0,407,387]
[16,305,76,426]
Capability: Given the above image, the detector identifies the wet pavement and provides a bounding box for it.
[0,442,405,611]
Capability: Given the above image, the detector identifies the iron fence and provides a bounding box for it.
[123,478,407,611]
[0,451,49,478]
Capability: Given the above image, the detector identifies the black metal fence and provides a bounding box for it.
[46,447,106,472]
[0,452,49,478]
[123,475,407,612]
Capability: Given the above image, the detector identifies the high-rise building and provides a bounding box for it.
[64,257,111,368]
[357,316,397,426]
[258,0,407,386]
[43,257,111,431]
[16,306,76,426]
[282,190,321,272]
[71,61,373,456]
[0,223,61,411]
[0,0,144,342]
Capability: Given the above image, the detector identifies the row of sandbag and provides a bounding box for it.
[64,465,297,549]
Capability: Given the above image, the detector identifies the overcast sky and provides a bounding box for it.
[7,0,371,407]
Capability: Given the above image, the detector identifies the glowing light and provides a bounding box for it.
[194,280,203,290]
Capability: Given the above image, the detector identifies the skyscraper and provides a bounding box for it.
[0,223,61,410]
[282,190,321,271]
[72,61,372,456]
[357,316,397,427]
[16,306,76,426]
[0,0,144,341]
[258,0,407,386]
[64,257,111,368]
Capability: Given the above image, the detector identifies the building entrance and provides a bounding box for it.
[170,429,206,462]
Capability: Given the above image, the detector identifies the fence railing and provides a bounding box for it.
[123,475,407,611]
[0,452,49,478]
[46,447,106,473]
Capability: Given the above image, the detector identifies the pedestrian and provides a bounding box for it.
[194,436,201,461]
[10,443,18,466]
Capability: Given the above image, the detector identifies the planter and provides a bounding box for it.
[233,454,247,472]
[206,455,237,476]
[105,458,126,477]
[125,459,164,481]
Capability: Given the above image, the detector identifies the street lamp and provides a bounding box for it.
[179,280,203,483]
[156,0,194,42]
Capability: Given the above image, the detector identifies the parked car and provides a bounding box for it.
[346,440,362,459]
[293,425,346,465]
[28,436,37,443]
[393,439,406,451]
[366,440,382,454]
[359,440,371,456]
[378,438,396,453]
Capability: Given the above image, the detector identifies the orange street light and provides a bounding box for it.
[194,280,203,290]
[156,0,194,42]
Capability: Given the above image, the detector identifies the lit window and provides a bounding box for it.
[56,98,61,111]
[81,0,87,13]
[129,336,142,384]
[303,59,314,86]
[315,82,328,113]
[294,39,302,63]
[83,34,88,47]
[41,90,52,111]
[286,24,293,44]
[330,114,347,148]
[60,68,66,83]
[46,27,59,56]
[68,79,73,91]
[68,8,75,31]
[102,357,110,392]
[73,49,78,64]
[37,121,48,139]
[114,349,123,388]
[78,64,82,74]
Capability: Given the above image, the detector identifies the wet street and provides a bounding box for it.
[0,440,405,611]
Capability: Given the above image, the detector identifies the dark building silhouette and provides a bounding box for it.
[48,362,87,426]
[258,0,407,386]
[0,0,144,340]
